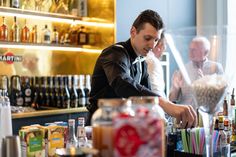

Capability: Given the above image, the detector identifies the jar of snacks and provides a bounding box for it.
[91,98,131,157]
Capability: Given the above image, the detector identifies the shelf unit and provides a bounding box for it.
[0,6,114,53]
[0,1,115,75]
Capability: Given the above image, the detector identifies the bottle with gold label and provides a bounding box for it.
[21,19,30,43]
[78,26,87,45]
[87,28,96,45]
[10,16,20,42]
[0,16,8,41]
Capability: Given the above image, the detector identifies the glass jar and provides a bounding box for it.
[91,98,131,157]
[113,96,165,157]
[129,96,165,119]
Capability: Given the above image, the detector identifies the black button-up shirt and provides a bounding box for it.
[87,39,159,113]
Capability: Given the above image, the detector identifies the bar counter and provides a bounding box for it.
[12,107,89,134]
[12,107,88,119]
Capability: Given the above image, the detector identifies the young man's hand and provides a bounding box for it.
[159,97,197,128]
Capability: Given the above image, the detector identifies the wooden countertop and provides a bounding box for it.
[12,107,88,119]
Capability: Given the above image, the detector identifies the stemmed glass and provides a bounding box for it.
[166,26,236,157]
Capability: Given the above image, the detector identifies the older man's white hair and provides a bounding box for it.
[192,36,211,53]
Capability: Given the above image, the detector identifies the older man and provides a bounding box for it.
[169,36,224,109]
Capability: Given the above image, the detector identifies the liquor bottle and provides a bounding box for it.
[84,75,91,106]
[40,76,47,106]
[30,25,38,43]
[77,75,86,107]
[78,0,87,17]
[10,16,20,42]
[11,0,19,8]
[21,19,30,42]
[224,118,231,144]
[10,75,24,106]
[214,117,219,131]
[70,0,78,16]
[69,75,78,108]
[218,116,228,154]
[0,16,8,41]
[45,76,51,107]
[49,76,56,107]
[21,76,33,107]
[54,76,62,108]
[62,76,70,108]
[42,24,51,44]
[221,117,231,156]
[231,88,235,120]
[231,88,236,145]
[69,24,78,45]
[52,26,59,44]
[87,28,96,45]
[77,117,87,147]
[66,119,79,148]
[32,77,40,109]
[78,26,87,45]
[223,96,228,117]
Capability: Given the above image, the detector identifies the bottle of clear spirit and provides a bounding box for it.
[77,117,87,147]
[66,119,79,148]
[42,24,51,44]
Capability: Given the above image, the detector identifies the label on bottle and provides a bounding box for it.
[16,97,24,106]
[79,33,87,44]
[25,97,32,103]
[78,0,87,17]
[12,0,19,8]
[44,34,50,43]
[25,88,32,96]
[79,97,86,106]
[77,127,86,137]
[63,99,70,108]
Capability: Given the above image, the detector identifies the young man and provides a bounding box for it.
[87,9,197,128]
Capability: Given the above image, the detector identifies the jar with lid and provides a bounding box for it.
[91,98,131,157]
[129,96,165,119]
[113,96,165,157]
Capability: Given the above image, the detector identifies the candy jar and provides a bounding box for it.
[114,96,165,157]
[91,98,131,157]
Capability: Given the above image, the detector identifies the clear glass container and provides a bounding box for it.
[91,98,131,157]
[113,96,165,157]
[129,96,165,119]
[66,119,79,148]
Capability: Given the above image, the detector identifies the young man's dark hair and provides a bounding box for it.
[132,9,164,33]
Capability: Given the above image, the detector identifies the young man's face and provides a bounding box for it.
[131,23,161,56]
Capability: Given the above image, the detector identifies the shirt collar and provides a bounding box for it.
[123,39,138,62]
